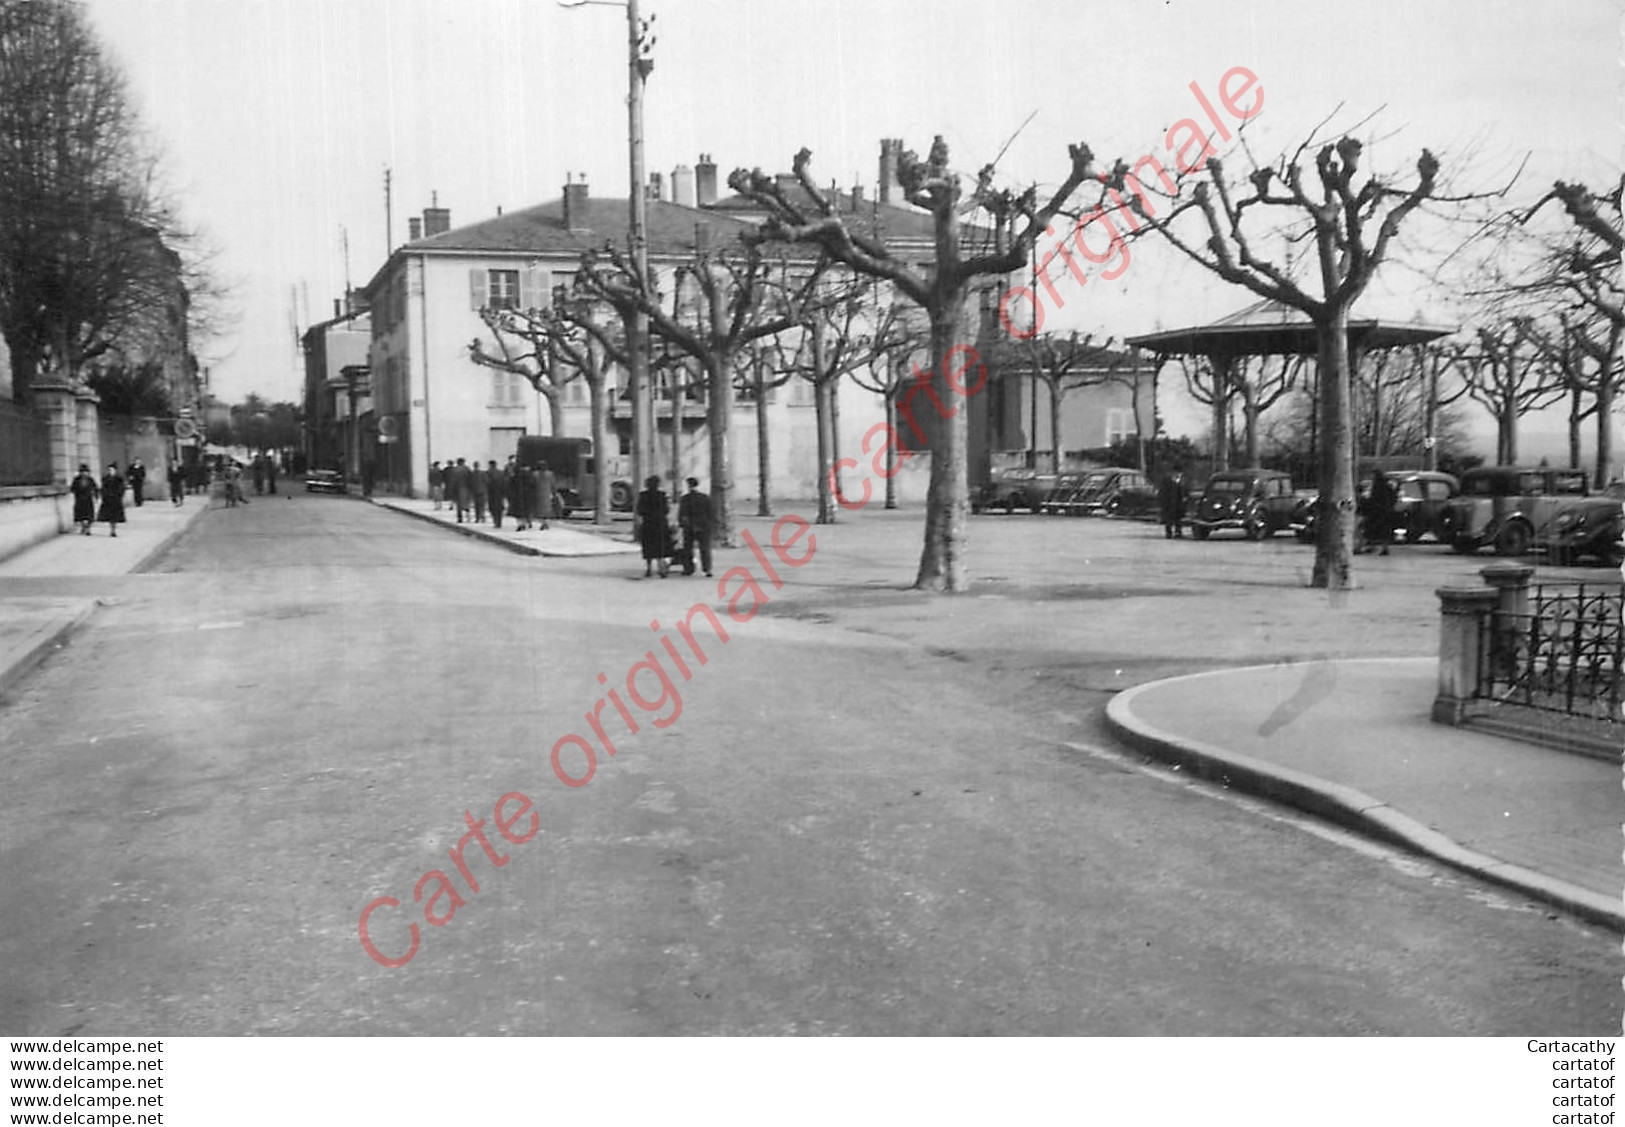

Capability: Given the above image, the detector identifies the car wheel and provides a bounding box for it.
[1244,512,1263,541]
[610,481,635,510]
[1495,521,1532,557]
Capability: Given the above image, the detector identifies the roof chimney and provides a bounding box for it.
[563,172,590,233]
[422,192,451,236]
[695,153,718,207]
[879,138,903,203]
[648,171,664,201]
[671,163,695,207]
[408,216,423,241]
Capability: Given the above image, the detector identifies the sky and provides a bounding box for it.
[82,0,1622,450]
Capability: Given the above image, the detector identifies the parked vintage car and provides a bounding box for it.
[977,468,1043,513]
[1102,470,1159,519]
[1440,465,1589,556]
[1538,481,1625,566]
[1292,471,1459,545]
[304,469,347,495]
[1189,469,1297,540]
[1042,468,1150,516]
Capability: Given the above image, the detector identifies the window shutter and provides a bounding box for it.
[470,268,489,311]
[524,267,552,310]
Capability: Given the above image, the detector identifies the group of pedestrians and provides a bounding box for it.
[636,474,714,579]
[428,457,558,531]
[250,454,279,496]
[69,463,129,536]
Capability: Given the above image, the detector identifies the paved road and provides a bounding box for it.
[0,496,1614,1033]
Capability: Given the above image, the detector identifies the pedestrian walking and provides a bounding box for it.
[1158,470,1188,539]
[636,475,671,578]
[70,463,99,534]
[677,476,714,576]
[362,458,376,498]
[98,464,126,536]
[486,461,506,528]
[537,464,557,531]
[470,460,489,523]
[166,459,186,507]
[266,457,278,496]
[251,456,265,496]
[429,461,445,510]
[127,459,146,507]
[1364,470,1396,556]
[508,460,532,530]
[449,458,472,523]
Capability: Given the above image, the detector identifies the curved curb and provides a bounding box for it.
[369,499,541,557]
[1104,674,1623,934]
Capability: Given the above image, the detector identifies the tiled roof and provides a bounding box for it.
[706,187,939,244]
[405,196,775,260]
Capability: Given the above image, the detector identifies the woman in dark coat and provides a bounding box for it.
[636,475,670,578]
[97,464,126,537]
[70,464,99,534]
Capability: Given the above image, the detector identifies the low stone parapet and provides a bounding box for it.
[0,485,69,563]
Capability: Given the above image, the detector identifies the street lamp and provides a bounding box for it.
[558,0,656,495]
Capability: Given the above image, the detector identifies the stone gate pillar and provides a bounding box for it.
[75,388,101,474]
[29,380,77,485]
[1432,585,1499,725]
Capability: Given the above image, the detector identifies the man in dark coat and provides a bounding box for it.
[251,455,265,495]
[98,464,126,536]
[677,476,714,577]
[127,459,146,506]
[486,461,506,528]
[266,457,278,495]
[166,460,185,507]
[470,459,488,523]
[1365,470,1396,556]
[1157,471,1188,539]
[448,458,472,523]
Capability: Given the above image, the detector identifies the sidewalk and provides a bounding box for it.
[368,495,638,557]
[0,496,209,696]
[1105,657,1622,931]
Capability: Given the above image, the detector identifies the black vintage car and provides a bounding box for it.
[1293,471,1459,545]
[1190,470,1297,540]
[1538,481,1624,566]
[1440,465,1589,555]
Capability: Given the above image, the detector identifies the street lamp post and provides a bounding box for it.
[560,0,656,496]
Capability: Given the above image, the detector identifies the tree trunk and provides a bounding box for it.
[755,370,772,517]
[669,367,682,488]
[883,392,899,510]
[914,294,970,592]
[1500,405,1517,465]
[1422,351,1439,472]
[1596,364,1617,488]
[546,389,566,438]
[1311,308,1356,591]
[1241,380,1261,469]
[707,349,736,548]
[812,323,836,524]
[815,378,837,524]
[1568,384,1584,470]
[1211,357,1231,471]
[588,372,612,525]
[831,371,844,498]
[1049,378,1062,473]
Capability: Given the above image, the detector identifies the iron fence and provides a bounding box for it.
[0,398,52,486]
[1478,583,1624,722]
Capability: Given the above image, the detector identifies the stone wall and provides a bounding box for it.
[0,485,69,562]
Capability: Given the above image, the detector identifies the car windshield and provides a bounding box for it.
[1463,475,1516,497]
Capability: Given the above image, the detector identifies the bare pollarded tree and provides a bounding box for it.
[1119,130,1461,589]
[575,239,826,548]
[730,140,1105,592]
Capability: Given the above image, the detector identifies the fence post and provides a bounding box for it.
[1432,586,1499,724]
